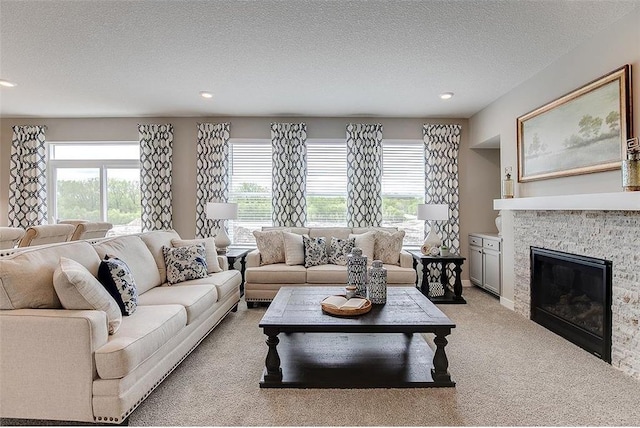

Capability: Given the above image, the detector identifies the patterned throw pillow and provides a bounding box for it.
[303,235,328,268]
[162,244,208,285]
[328,236,356,266]
[374,230,405,265]
[253,230,286,265]
[171,237,222,273]
[98,256,138,316]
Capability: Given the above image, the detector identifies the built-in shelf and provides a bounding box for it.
[494,192,640,211]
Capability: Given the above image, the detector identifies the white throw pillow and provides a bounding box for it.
[53,257,122,335]
[349,231,376,263]
[253,230,285,265]
[171,237,222,273]
[283,231,305,266]
[374,230,405,265]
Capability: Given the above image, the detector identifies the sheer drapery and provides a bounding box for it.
[195,123,231,238]
[8,125,48,228]
[139,124,173,231]
[346,123,383,227]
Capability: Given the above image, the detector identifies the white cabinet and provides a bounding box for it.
[468,233,501,296]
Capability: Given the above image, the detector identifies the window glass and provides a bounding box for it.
[55,168,101,221]
[106,168,141,235]
[306,140,347,227]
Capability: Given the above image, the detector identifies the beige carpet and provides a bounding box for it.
[4,287,640,426]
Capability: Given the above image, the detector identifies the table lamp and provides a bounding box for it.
[417,203,449,256]
[206,202,238,254]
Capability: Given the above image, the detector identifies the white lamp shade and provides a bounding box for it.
[206,202,238,220]
[417,204,449,221]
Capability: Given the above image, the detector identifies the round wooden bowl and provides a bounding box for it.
[321,295,372,317]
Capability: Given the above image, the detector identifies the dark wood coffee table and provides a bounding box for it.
[258,286,456,388]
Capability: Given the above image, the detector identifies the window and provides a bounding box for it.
[381,140,425,245]
[228,139,272,245]
[306,140,347,227]
[48,142,141,235]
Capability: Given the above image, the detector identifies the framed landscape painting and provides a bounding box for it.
[517,65,632,182]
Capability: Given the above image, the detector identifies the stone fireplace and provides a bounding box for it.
[512,209,640,379]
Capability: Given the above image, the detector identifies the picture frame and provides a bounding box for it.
[517,65,632,182]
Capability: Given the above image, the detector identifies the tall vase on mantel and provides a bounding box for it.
[346,247,368,298]
[495,211,502,237]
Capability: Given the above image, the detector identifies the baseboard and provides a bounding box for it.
[500,296,514,311]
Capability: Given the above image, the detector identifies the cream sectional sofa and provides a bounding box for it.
[244,226,417,306]
[0,230,241,424]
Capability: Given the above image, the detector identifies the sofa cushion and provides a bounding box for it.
[98,256,139,316]
[385,264,417,284]
[0,240,100,310]
[253,230,285,265]
[171,237,222,273]
[162,245,208,285]
[328,236,355,266]
[138,285,218,325]
[374,230,405,265]
[303,235,328,267]
[53,257,122,334]
[283,231,304,266]
[246,264,307,284]
[170,270,241,301]
[349,231,376,262]
[306,264,348,284]
[138,230,181,285]
[94,304,187,380]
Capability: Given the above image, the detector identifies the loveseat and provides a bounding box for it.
[0,230,241,424]
[244,226,417,306]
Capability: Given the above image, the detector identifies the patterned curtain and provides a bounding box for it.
[346,123,383,227]
[195,123,231,238]
[8,125,48,228]
[424,123,462,285]
[271,123,307,227]
[139,124,173,232]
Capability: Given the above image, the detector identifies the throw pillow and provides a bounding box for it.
[283,231,305,266]
[53,257,122,335]
[374,230,406,265]
[303,235,328,268]
[162,244,208,285]
[349,231,376,263]
[328,236,356,266]
[171,237,222,273]
[98,256,138,316]
[253,230,285,265]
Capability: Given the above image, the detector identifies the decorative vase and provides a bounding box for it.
[622,159,640,191]
[368,260,387,304]
[346,247,368,297]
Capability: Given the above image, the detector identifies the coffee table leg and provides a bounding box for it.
[263,330,283,383]
[431,329,452,384]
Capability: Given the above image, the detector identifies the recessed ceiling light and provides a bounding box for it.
[0,79,17,88]
[200,91,213,99]
[439,92,454,100]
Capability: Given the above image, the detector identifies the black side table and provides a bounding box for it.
[407,250,466,304]
[225,247,253,296]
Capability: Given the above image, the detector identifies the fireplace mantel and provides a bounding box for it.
[494,192,640,211]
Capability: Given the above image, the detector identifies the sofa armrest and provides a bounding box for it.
[399,250,414,269]
[0,309,109,422]
[246,249,261,268]
[218,255,229,271]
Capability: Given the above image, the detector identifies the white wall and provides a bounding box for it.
[468,6,640,307]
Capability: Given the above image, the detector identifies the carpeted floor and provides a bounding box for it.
[4,287,640,426]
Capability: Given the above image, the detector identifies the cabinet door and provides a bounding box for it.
[483,249,501,295]
[469,246,483,285]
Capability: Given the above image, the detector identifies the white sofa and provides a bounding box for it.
[244,226,417,306]
[0,230,241,424]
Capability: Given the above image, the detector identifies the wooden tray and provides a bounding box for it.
[321,295,372,317]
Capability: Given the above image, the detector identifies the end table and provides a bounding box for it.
[225,247,253,296]
[407,250,466,304]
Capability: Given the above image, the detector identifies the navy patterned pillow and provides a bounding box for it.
[303,235,328,268]
[98,256,138,316]
[328,236,356,266]
[162,244,208,285]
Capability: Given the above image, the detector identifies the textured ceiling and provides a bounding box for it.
[0,0,637,118]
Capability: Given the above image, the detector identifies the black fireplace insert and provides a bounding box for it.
[530,247,612,362]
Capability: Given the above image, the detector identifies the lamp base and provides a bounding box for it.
[421,223,442,256]
[214,222,231,254]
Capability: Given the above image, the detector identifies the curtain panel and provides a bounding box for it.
[8,125,48,228]
[346,123,383,227]
[424,123,462,284]
[195,123,231,238]
[139,124,173,232]
[271,122,307,227]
